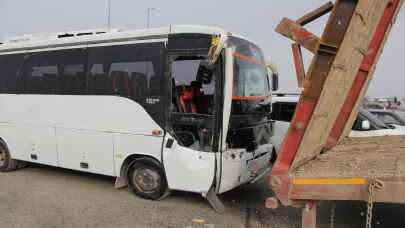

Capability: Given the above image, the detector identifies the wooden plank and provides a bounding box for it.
[325,0,404,148]
[292,43,305,88]
[291,0,392,169]
[296,2,334,26]
[341,0,405,139]
[275,18,320,54]
[290,136,405,203]
[291,179,405,203]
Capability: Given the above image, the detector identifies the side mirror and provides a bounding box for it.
[272,73,279,91]
[361,120,371,130]
[267,62,279,91]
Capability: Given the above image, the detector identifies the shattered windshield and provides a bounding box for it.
[229,37,270,115]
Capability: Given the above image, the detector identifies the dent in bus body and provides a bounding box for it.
[216,38,274,193]
[162,33,223,193]
[163,134,216,193]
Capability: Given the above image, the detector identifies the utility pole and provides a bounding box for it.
[147,7,155,28]
[107,0,112,28]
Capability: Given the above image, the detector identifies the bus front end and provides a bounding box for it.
[165,29,275,196]
[217,36,275,193]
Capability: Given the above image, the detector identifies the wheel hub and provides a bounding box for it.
[0,149,6,167]
[133,167,160,193]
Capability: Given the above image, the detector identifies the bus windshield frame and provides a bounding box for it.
[228,37,271,115]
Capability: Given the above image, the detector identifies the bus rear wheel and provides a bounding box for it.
[0,142,19,172]
[127,158,168,200]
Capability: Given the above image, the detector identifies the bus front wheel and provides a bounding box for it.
[0,141,19,172]
[127,158,168,200]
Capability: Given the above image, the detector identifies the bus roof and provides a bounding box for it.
[0,25,253,54]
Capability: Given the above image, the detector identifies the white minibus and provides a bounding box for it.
[0,25,277,211]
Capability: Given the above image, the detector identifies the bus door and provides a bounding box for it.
[163,53,219,194]
[215,47,236,194]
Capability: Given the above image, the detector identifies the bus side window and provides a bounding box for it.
[87,43,165,99]
[0,54,25,93]
[86,42,166,125]
[171,59,215,115]
[22,49,86,95]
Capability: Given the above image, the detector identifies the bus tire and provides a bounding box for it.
[127,158,168,200]
[0,141,19,172]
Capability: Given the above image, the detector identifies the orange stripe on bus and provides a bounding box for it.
[293,178,367,185]
[232,96,265,101]
[233,52,265,66]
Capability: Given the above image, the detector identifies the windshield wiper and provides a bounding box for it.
[256,95,272,107]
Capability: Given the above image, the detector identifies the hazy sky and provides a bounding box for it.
[0,0,403,98]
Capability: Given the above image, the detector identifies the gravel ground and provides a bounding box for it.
[0,165,404,228]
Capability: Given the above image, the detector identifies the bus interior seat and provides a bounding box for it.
[149,75,161,96]
[111,71,130,96]
[43,73,58,93]
[131,72,148,97]
[91,73,112,94]
[28,76,44,93]
[74,72,86,92]
[61,74,76,94]
[177,85,197,113]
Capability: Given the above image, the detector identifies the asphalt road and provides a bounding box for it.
[0,165,404,228]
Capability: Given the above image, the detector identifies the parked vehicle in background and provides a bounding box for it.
[349,108,405,137]
[0,26,277,211]
[363,101,386,110]
[369,109,405,131]
[270,95,298,154]
[271,95,405,154]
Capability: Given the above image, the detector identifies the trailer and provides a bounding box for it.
[266,0,404,227]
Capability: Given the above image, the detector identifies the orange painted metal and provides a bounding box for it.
[232,52,265,66]
[270,0,357,206]
[270,0,403,208]
[292,43,305,88]
[326,0,402,149]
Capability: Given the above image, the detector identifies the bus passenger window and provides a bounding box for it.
[0,54,24,93]
[87,43,165,99]
[86,42,166,126]
[27,66,58,94]
[171,59,215,114]
[21,49,87,95]
[170,57,217,152]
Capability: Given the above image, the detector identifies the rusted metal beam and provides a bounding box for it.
[290,184,368,202]
[289,177,405,204]
[292,43,305,88]
[291,0,386,170]
[296,2,335,26]
[270,0,357,206]
[326,0,404,149]
[276,18,320,54]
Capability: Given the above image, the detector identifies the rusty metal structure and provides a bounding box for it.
[266,0,404,227]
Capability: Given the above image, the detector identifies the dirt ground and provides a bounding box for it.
[0,165,404,228]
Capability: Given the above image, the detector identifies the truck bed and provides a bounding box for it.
[289,135,405,203]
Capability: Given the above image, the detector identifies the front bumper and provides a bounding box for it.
[218,144,273,194]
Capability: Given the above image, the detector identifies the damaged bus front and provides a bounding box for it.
[163,31,276,207]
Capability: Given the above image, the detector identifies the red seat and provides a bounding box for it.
[179,86,197,113]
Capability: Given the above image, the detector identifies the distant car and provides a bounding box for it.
[348,108,405,137]
[271,95,405,154]
[363,102,385,110]
[368,109,405,131]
